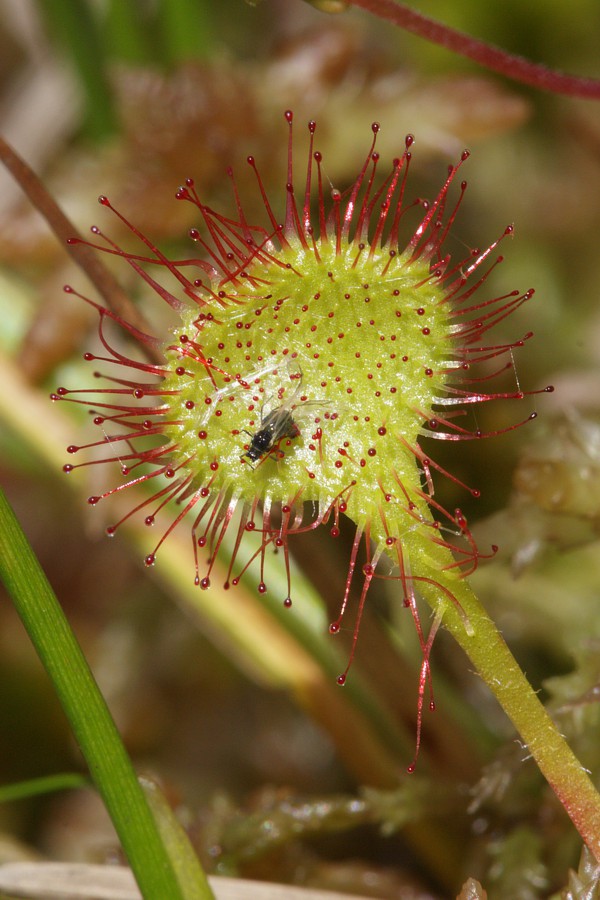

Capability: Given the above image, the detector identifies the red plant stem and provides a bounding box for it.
[0,136,163,364]
[347,0,600,99]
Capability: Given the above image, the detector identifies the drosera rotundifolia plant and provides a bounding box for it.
[54,111,543,711]
[48,110,600,852]
[55,114,546,608]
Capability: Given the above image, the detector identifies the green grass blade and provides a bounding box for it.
[0,773,89,804]
[0,487,214,900]
[37,0,117,138]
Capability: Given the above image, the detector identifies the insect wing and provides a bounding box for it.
[245,407,298,464]
[261,407,297,443]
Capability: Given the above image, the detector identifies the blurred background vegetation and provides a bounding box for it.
[1,1,600,897]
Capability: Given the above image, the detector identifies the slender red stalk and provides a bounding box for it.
[347,0,600,99]
[0,136,162,362]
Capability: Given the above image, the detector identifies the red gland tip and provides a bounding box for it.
[329,621,340,634]
[337,674,347,686]
[283,597,292,608]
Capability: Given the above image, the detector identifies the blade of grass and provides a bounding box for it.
[0,773,89,804]
[157,0,214,64]
[0,487,214,900]
[37,0,118,139]
[104,0,154,65]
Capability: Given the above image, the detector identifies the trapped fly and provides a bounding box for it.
[242,372,303,467]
